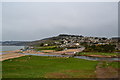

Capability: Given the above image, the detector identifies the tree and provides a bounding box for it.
[84,44,115,52]
[40,43,44,46]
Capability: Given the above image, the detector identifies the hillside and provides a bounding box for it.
[29,34,114,46]
[2,34,120,51]
[1,41,31,46]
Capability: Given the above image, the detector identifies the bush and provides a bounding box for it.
[55,47,64,51]
[84,44,116,52]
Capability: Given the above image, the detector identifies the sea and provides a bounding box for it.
[0,46,24,54]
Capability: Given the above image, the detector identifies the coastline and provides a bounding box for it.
[1,49,119,61]
[0,50,25,61]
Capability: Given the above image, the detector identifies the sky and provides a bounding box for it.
[0,2,2,41]
[1,0,119,2]
[2,2,118,41]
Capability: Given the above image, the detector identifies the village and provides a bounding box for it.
[26,34,120,52]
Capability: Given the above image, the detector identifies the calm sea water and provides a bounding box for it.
[0,46,24,54]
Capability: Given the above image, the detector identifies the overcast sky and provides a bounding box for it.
[2,2,118,41]
[0,2,2,41]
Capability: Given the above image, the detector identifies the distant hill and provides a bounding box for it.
[1,34,119,47]
[2,41,31,46]
[28,34,108,46]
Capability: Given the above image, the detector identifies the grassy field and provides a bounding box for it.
[2,56,98,78]
[34,46,64,51]
[2,56,119,78]
[99,61,119,68]
[77,52,119,56]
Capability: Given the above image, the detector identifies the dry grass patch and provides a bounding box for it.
[45,72,70,78]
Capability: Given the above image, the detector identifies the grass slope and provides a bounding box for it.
[2,56,98,78]
[78,52,118,56]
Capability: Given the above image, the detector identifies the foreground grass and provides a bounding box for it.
[2,56,98,78]
[77,52,119,56]
[99,61,120,69]
[2,56,119,78]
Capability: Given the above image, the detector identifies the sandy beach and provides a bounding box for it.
[0,50,25,61]
[1,47,118,61]
[22,48,84,55]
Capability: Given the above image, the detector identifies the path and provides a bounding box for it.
[96,62,119,78]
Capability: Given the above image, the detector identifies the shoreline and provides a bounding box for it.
[1,49,120,61]
[0,50,25,61]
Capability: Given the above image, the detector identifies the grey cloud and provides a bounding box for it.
[2,2,118,41]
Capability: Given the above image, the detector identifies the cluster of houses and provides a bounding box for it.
[27,34,120,50]
[51,34,119,49]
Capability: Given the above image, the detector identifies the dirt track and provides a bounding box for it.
[96,62,119,78]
